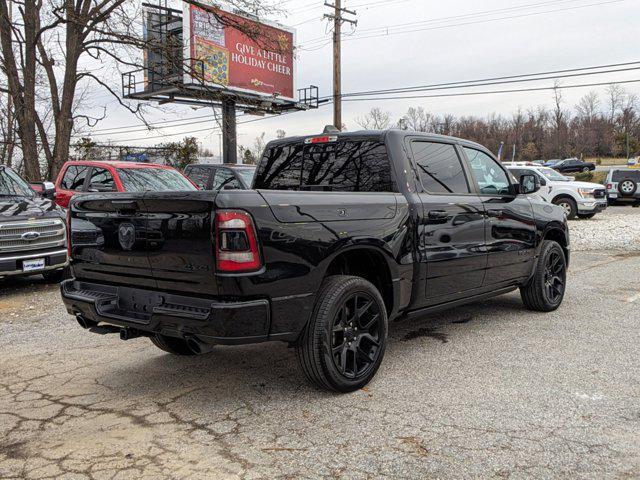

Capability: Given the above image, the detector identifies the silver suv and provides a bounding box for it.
[606,169,640,205]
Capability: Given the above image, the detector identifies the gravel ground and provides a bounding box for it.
[570,206,640,251]
[0,207,639,479]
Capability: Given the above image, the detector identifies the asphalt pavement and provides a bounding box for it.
[0,211,639,479]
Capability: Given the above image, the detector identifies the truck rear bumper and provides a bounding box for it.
[60,279,273,345]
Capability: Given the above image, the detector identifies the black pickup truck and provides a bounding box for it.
[61,130,569,392]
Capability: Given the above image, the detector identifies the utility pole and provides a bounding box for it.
[222,99,237,164]
[324,1,356,131]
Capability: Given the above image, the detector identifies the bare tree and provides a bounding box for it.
[0,0,282,181]
[606,84,625,123]
[551,83,569,157]
[355,107,391,130]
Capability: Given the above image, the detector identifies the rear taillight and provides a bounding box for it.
[215,210,262,273]
[66,209,72,259]
[606,183,613,190]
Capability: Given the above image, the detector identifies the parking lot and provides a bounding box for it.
[0,207,639,479]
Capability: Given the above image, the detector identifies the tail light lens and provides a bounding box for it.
[215,210,262,273]
[606,183,613,190]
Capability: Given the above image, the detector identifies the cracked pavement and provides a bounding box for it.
[1,216,639,478]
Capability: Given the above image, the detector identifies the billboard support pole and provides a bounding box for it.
[222,99,238,165]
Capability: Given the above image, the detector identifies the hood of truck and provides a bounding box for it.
[0,196,63,221]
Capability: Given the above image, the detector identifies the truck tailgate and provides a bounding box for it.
[71,192,220,296]
[71,195,157,289]
[144,192,218,296]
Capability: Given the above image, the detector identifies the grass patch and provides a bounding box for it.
[586,157,630,166]
[574,171,608,185]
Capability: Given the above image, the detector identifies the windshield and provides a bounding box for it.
[538,167,571,182]
[237,168,256,187]
[0,167,35,197]
[117,168,197,192]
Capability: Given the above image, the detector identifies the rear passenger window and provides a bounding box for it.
[186,167,210,189]
[411,142,469,194]
[254,145,304,190]
[60,166,89,191]
[87,168,116,192]
[302,141,394,192]
[612,170,640,182]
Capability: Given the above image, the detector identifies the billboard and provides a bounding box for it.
[183,3,296,101]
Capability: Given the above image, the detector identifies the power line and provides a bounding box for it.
[81,60,640,136]
[298,0,628,50]
[342,78,640,102]
[86,76,639,145]
[337,65,640,100]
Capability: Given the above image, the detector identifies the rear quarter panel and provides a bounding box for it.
[214,190,415,336]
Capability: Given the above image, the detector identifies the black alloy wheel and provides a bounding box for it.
[521,240,567,312]
[297,275,388,392]
[330,292,383,380]
[543,249,565,305]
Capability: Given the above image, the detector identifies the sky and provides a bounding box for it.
[81,0,640,158]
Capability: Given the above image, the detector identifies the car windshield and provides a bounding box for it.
[237,168,256,187]
[117,168,197,192]
[0,167,35,197]
[538,167,570,182]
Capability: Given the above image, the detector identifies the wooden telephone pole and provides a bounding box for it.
[324,1,356,131]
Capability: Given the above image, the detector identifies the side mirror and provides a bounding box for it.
[538,176,547,187]
[42,182,56,200]
[519,174,541,195]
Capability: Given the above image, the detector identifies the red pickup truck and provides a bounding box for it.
[54,161,196,208]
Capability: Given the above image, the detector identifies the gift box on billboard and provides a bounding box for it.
[193,36,229,86]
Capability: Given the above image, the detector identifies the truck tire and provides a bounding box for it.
[150,334,199,356]
[552,196,577,220]
[520,240,567,312]
[618,178,637,197]
[296,275,388,393]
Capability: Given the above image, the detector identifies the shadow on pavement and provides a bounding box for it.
[94,293,529,400]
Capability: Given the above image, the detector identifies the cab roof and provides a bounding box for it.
[63,160,175,169]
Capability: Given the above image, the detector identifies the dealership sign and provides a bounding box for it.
[183,3,296,100]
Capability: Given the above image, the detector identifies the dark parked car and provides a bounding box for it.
[552,158,596,174]
[184,164,256,190]
[0,166,67,282]
[543,159,562,167]
[61,129,570,392]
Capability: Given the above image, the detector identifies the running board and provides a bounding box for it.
[402,286,518,319]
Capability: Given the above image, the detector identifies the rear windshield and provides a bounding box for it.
[117,168,196,192]
[612,170,640,182]
[254,140,395,192]
[0,168,34,197]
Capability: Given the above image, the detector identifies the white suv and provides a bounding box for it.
[507,165,607,219]
[606,168,640,205]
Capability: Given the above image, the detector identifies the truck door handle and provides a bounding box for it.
[111,200,138,213]
[428,210,448,220]
[111,200,138,208]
